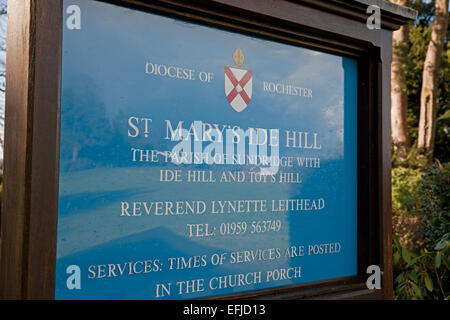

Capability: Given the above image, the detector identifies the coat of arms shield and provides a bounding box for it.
[224,47,253,112]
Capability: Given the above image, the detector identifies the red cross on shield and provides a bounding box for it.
[224,66,253,112]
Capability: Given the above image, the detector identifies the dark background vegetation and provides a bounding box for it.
[392,0,449,300]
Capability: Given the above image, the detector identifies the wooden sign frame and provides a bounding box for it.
[0,0,416,299]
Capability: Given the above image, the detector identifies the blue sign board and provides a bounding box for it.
[56,0,358,299]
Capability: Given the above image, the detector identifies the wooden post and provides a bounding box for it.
[0,0,61,299]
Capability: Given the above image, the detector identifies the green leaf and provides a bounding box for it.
[407,255,422,268]
[435,233,450,250]
[409,272,419,283]
[394,251,401,265]
[438,109,450,121]
[402,247,412,263]
[435,253,442,268]
[423,272,433,292]
[435,239,447,250]
[443,255,450,269]
[393,235,401,248]
[395,273,404,284]
[411,282,423,299]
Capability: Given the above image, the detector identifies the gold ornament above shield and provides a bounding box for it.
[233,46,245,67]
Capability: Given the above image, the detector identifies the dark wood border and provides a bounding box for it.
[0,0,411,299]
[0,0,62,299]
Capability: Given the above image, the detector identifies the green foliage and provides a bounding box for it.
[393,163,450,300]
[392,7,450,297]
[416,163,450,249]
[435,96,450,163]
[404,0,450,163]
[392,167,422,213]
[394,232,450,300]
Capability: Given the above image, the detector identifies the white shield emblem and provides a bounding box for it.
[224,66,253,112]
